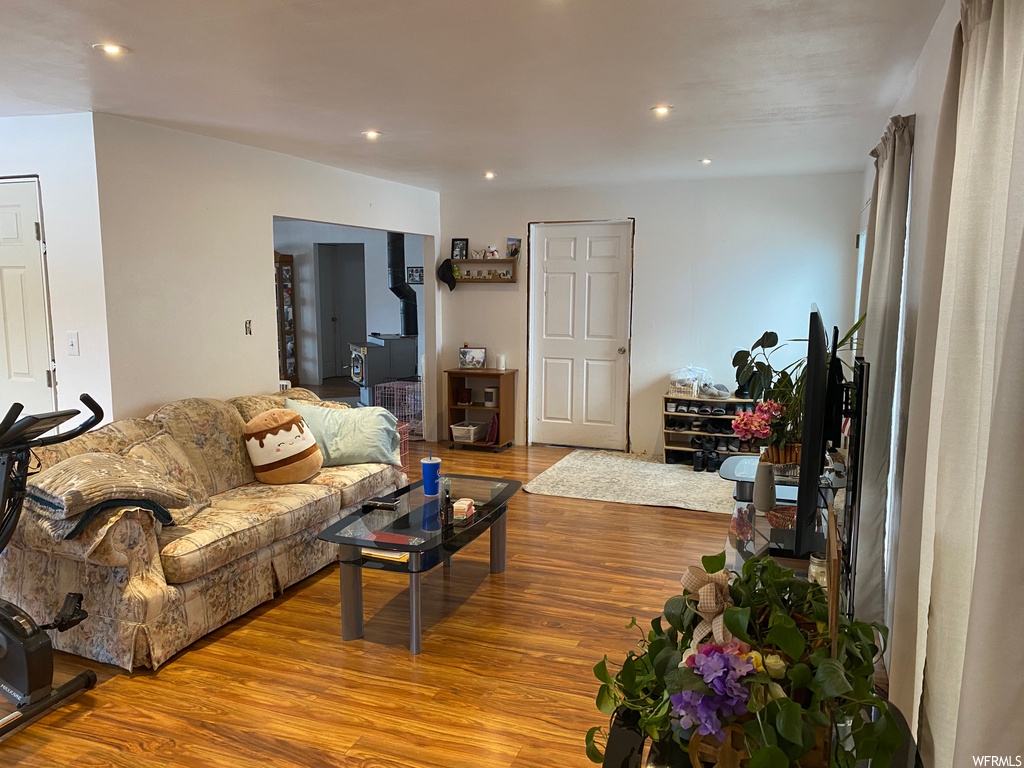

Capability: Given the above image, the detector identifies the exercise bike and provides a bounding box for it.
[0,394,103,739]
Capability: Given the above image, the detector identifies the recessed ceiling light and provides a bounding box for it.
[361,130,382,140]
[92,43,129,55]
[651,105,674,116]
[484,171,496,180]
[700,158,713,165]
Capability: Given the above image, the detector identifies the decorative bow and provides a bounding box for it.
[681,566,733,645]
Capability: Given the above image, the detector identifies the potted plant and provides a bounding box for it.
[585,553,900,767]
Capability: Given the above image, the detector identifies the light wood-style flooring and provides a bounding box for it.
[1,442,730,767]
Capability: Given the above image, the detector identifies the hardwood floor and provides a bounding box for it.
[1,443,730,767]
[303,376,361,400]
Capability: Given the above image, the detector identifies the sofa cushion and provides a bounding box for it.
[226,388,325,423]
[286,400,401,467]
[122,432,211,525]
[148,398,255,496]
[306,464,404,508]
[158,483,337,583]
[243,409,322,485]
[32,419,162,472]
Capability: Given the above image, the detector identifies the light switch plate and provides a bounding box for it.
[67,331,80,356]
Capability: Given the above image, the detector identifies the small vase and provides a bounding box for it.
[752,460,776,512]
[645,735,687,768]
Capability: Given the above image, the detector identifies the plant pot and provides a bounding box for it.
[646,735,687,768]
[687,723,830,768]
[602,707,646,768]
[762,444,802,465]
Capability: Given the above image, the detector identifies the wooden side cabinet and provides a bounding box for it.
[444,368,517,451]
[274,251,299,386]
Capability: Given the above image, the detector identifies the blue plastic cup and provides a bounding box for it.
[421,457,441,496]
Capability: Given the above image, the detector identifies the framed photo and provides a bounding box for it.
[506,237,522,260]
[459,347,486,369]
[451,238,469,260]
[406,266,424,284]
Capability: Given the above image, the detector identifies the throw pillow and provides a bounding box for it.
[25,452,189,539]
[244,408,323,484]
[285,399,401,468]
[122,431,211,525]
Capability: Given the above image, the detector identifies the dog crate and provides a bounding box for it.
[374,380,423,439]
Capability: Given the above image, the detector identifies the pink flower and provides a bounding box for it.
[723,638,751,657]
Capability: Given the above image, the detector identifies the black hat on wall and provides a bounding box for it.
[437,258,457,291]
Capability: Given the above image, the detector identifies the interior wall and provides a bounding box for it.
[273,218,424,385]
[0,113,113,420]
[440,173,862,455]
[91,114,439,418]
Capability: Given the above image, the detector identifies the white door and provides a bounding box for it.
[0,179,55,414]
[529,220,633,450]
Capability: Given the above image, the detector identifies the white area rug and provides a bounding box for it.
[524,450,736,515]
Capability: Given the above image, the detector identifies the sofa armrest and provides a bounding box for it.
[13,504,166,578]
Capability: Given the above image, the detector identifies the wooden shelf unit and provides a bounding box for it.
[453,258,518,283]
[274,251,300,386]
[445,368,518,451]
[663,392,757,465]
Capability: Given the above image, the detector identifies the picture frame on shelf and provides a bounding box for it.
[459,347,486,369]
[406,266,424,284]
[506,237,521,260]
[451,238,469,260]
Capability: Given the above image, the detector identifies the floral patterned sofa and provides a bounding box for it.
[0,388,406,670]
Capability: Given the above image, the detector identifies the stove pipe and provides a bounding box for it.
[387,232,417,337]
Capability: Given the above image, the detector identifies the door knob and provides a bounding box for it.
[617,346,627,354]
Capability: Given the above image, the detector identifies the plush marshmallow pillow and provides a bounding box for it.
[244,408,323,484]
[285,399,401,468]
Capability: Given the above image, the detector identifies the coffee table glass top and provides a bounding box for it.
[318,474,521,553]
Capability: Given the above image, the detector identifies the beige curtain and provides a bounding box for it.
[889,0,1024,764]
[856,115,915,625]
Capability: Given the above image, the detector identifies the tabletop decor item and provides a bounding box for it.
[458,346,486,369]
[451,238,469,260]
[585,552,899,767]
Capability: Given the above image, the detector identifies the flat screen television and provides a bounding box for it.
[794,306,829,557]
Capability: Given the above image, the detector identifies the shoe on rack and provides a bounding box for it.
[691,419,704,432]
[728,438,741,453]
[678,417,693,431]
[693,451,707,472]
[702,437,716,452]
[690,436,703,449]
[712,406,726,415]
[720,422,735,435]
[705,421,720,434]
[698,405,713,415]
[688,404,700,414]
[717,437,728,453]
[725,403,736,415]
[739,440,750,453]
[666,401,677,413]
[706,451,723,472]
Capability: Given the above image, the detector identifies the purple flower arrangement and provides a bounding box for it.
[670,643,755,742]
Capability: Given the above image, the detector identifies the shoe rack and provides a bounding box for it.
[662,393,758,469]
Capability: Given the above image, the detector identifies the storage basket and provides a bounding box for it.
[450,421,488,443]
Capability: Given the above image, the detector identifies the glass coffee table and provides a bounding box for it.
[317,475,521,654]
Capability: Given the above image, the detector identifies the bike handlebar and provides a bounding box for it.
[36,394,104,447]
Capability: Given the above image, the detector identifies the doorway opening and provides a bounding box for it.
[272,218,426,424]
[526,219,635,451]
[0,177,56,414]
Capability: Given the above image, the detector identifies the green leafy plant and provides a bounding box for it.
[585,553,900,767]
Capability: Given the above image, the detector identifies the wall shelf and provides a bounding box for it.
[453,258,517,283]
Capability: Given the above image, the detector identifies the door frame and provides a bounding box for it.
[525,218,636,449]
[0,175,57,411]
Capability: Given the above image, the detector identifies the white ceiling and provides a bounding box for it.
[3,0,946,191]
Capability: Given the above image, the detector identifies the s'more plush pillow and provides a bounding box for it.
[243,409,323,484]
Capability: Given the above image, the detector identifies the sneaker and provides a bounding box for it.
[739,440,751,452]
[728,438,741,453]
[693,451,707,471]
[702,437,716,452]
[720,422,735,435]
[690,436,703,449]
[678,417,693,431]
[725,404,736,416]
[691,419,704,432]
[717,437,728,452]
[705,421,720,434]
[706,451,723,472]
